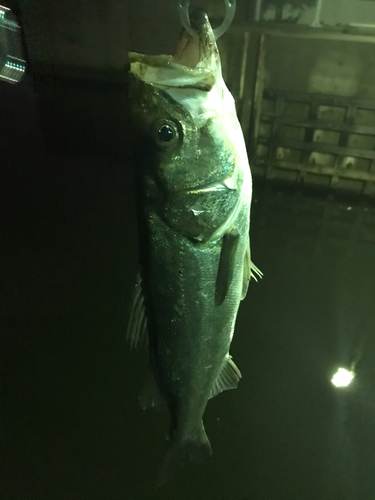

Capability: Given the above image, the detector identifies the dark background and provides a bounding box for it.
[2,1,375,499]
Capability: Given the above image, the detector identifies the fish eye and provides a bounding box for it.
[153,119,180,150]
[159,125,174,142]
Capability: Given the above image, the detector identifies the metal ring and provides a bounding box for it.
[178,0,236,40]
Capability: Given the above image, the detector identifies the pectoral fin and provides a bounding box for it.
[242,237,251,300]
[126,271,148,350]
[215,233,239,306]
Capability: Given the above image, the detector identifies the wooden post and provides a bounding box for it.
[330,104,356,188]
[275,1,283,22]
[247,33,265,169]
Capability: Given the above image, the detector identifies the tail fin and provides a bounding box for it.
[157,422,212,488]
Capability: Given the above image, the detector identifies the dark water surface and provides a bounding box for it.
[2,84,375,500]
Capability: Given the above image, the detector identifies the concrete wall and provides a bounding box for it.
[253,31,375,186]
[264,36,375,98]
[19,0,131,76]
[9,0,375,166]
[17,0,252,78]
[10,0,251,158]
[262,0,375,26]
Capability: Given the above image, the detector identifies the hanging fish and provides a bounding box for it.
[127,6,261,486]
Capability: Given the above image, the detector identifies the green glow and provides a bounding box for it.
[4,61,25,73]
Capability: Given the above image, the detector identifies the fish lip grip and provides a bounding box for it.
[178,0,236,40]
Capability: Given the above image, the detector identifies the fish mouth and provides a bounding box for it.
[129,9,220,91]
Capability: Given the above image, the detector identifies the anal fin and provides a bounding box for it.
[139,368,165,411]
[209,354,242,399]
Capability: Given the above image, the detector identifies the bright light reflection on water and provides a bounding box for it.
[331,367,355,388]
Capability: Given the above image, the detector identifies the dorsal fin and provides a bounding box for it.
[126,271,148,350]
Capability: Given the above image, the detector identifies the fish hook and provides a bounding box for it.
[178,0,236,40]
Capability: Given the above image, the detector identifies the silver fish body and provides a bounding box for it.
[127,8,261,485]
